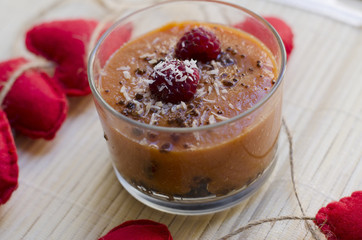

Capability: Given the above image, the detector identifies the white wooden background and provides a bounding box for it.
[0,0,361,239]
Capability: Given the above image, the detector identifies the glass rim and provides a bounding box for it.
[88,0,287,133]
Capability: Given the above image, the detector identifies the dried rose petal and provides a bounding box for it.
[234,16,294,60]
[314,191,362,240]
[0,57,68,140]
[99,219,173,240]
[25,19,98,96]
[0,110,18,204]
[25,19,132,96]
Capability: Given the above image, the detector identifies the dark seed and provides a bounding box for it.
[150,108,158,113]
[256,60,262,68]
[176,117,186,127]
[103,133,108,141]
[217,110,223,114]
[248,67,254,72]
[116,100,125,105]
[232,78,238,82]
[222,58,234,66]
[222,80,234,87]
[160,143,172,153]
[272,80,276,84]
[135,93,143,100]
[241,54,246,58]
[119,81,123,85]
[135,68,146,75]
[104,89,110,93]
[126,102,136,109]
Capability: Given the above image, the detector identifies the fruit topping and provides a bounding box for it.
[149,59,199,104]
[175,27,221,62]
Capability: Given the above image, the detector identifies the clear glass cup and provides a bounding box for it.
[88,0,286,215]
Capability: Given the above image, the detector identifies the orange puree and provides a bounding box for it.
[97,21,282,198]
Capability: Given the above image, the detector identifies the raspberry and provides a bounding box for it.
[175,27,221,62]
[149,59,200,104]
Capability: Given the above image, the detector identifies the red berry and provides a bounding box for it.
[149,59,200,104]
[175,27,221,62]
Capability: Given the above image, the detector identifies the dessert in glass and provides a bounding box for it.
[88,0,286,215]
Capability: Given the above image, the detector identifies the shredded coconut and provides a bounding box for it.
[150,113,159,125]
[140,53,156,59]
[117,66,130,71]
[211,112,229,121]
[221,89,228,94]
[208,115,216,124]
[207,69,219,75]
[152,37,160,44]
[203,98,216,103]
[148,59,158,65]
[180,101,187,110]
[123,71,131,79]
[120,86,131,101]
[213,82,220,96]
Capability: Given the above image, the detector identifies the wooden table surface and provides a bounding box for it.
[0,0,361,239]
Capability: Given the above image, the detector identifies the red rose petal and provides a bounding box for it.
[25,19,132,96]
[99,219,173,240]
[0,57,68,140]
[0,110,18,204]
[264,16,294,59]
[314,191,362,240]
[234,16,294,60]
[25,19,98,96]
[97,22,132,67]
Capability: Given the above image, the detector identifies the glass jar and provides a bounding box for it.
[88,0,286,215]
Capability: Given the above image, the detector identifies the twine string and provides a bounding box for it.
[218,118,322,239]
[282,118,321,240]
[219,216,316,240]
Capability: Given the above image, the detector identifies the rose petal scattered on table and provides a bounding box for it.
[0,57,68,140]
[99,219,173,240]
[314,191,362,240]
[25,19,132,96]
[0,110,18,204]
[234,16,294,59]
[25,19,99,96]
[97,22,132,67]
